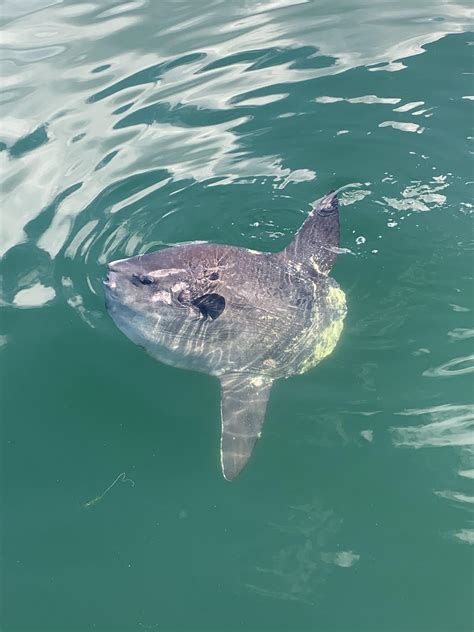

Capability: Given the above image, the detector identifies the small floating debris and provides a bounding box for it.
[83,472,135,509]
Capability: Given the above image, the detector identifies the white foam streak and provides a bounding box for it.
[454,529,474,544]
[391,404,474,449]
[315,95,400,105]
[424,354,474,377]
[379,121,424,134]
[435,490,474,504]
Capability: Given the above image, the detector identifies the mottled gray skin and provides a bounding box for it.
[104,191,346,480]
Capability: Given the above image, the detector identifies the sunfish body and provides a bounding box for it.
[104,191,346,480]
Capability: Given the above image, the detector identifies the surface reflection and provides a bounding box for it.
[392,404,474,545]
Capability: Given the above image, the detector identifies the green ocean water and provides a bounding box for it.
[1,1,473,631]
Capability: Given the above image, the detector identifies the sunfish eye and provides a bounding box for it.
[132,273,155,286]
[140,276,154,285]
[177,288,192,305]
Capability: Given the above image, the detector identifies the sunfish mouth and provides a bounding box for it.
[103,271,117,290]
[104,259,131,289]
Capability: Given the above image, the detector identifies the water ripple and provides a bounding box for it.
[391,405,474,544]
[423,354,474,377]
[391,404,474,448]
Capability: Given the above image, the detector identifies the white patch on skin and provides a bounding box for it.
[263,359,277,368]
[171,281,187,293]
[309,256,323,275]
[151,291,172,304]
[149,268,186,278]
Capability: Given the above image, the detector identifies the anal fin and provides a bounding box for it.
[219,373,273,481]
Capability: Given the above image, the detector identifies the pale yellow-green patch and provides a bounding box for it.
[327,284,346,309]
[299,318,344,372]
[298,283,346,374]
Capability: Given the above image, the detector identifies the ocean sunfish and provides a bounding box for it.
[104,191,346,480]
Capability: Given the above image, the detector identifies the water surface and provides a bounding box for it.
[1,1,473,630]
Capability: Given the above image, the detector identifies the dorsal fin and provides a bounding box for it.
[279,190,339,275]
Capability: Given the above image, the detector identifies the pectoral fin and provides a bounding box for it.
[192,293,225,320]
[219,374,273,481]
